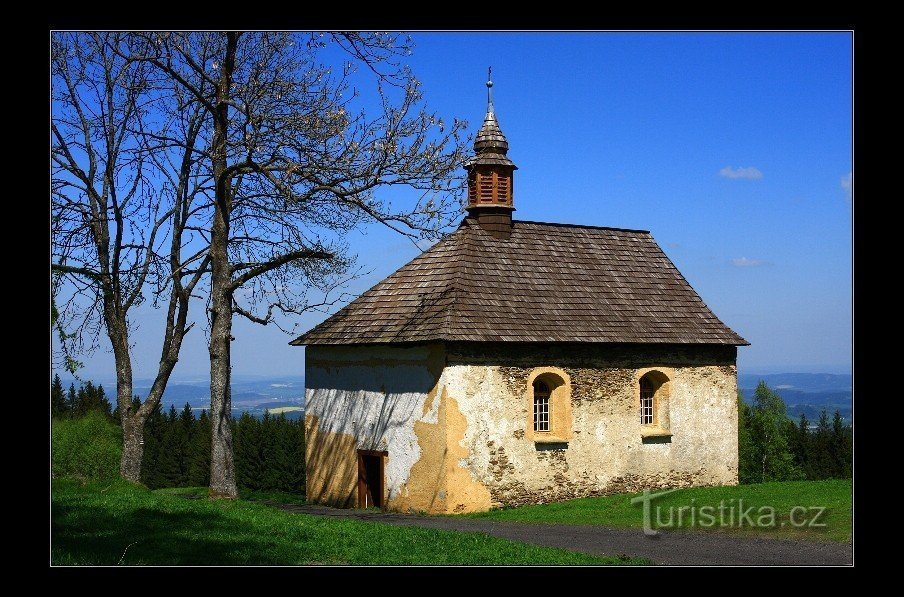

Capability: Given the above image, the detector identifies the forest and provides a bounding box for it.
[738,381,852,484]
[50,375,305,494]
[51,374,851,494]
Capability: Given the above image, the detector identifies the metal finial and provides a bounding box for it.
[486,67,494,112]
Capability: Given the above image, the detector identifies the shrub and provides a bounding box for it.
[52,411,122,481]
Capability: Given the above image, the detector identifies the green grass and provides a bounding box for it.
[154,486,308,506]
[467,480,852,542]
[52,479,646,565]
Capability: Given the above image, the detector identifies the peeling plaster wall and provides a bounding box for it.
[304,344,445,510]
[305,341,739,513]
[443,343,739,508]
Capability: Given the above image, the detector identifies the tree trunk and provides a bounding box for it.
[208,283,236,498]
[107,312,142,482]
[208,32,239,499]
[120,412,145,481]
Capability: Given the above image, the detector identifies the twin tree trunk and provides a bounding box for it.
[114,32,240,497]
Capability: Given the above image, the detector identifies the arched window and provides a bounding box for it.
[526,368,572,443]
[639,377,655,425]
[533,379,551,432]
[638,370,671,435]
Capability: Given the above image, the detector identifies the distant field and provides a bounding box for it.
[51,480,646,565]
[468,480,852,543]
[738,372,852,423]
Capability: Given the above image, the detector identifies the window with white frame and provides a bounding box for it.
[640,376,655,425]
[533,379,550,432]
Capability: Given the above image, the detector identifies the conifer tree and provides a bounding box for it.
[235,412,263,491]
[67,384,77,416]
[140,401,166,488]
[51,375,67,419]
[95,385,113,418]
[188,409,211,487]
[263,414,291,492]
[174,403,195,486]
[74,382,89,418]
[737,392,757,484]
[810,409,834,479]
[156,405,183,487]
[831,410,852,479]
[792,413,812,478]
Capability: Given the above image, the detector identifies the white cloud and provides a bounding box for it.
[719,166,763,180]
[731,257,768,268]
[415,238,438,251]
[841,171,853,204]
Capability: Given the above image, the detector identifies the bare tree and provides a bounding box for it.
[128,31,468,498]
[51,32,209,481]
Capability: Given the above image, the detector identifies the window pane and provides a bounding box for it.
[534,395,549,432]
[640,378,654,425]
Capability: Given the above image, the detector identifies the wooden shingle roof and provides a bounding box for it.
[291,218,748,346]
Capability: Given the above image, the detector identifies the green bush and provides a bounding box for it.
[52,411,122,481]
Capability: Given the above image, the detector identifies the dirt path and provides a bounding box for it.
[273,503,852,566]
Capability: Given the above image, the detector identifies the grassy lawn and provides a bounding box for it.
[155,486,308,506]
[52,479,646,565]
[468,480,852,542]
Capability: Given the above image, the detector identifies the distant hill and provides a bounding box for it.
[59,374,306,418]
[738,373,852,424]
[738,373,851,394]
[58,371,852,423]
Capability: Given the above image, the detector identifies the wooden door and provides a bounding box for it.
[357,450,385,509]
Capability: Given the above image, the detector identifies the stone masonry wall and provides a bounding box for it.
[442,343,739,508]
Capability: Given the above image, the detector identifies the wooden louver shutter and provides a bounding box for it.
[479,172,494,203]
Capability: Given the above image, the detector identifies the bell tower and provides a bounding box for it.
[465,68,518,239]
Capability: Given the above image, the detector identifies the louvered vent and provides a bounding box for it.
[469,169,513,206]
[496,173,509,202]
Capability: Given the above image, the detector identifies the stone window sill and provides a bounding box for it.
[533,435,569,444]
[640,427,672,438]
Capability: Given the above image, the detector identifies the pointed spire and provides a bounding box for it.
[473,67,511,156]
[465,69,518,238]
[487,66,494,113]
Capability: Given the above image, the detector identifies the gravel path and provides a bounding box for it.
[273,503,852,566]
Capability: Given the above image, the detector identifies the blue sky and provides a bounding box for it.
[63,32,853,381]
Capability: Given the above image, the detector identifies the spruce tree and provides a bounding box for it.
[67,384,77,416]
[74,382,89,418]
[140,401,166,488]
[51,374,67,419]
[737,392,757,484]
[95,385,113,418]
[175,403,195,486]
[188,409,211,487]
[235,412,263,491]
[810,409,834,479]
[263,414,291,492]
[794,413,813,479]
[155,405,183,487]
[831,410,852,478]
